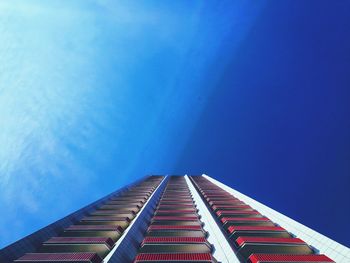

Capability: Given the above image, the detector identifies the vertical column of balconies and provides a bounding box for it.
[14,176,164,263]
[133,176,217,263]
[190,176,334,263]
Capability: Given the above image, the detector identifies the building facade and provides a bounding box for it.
[1,175,349,263]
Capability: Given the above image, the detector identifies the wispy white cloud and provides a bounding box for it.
[0,0,265,247]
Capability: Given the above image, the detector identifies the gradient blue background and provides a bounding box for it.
[0,0,349,248]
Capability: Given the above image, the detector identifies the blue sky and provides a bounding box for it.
[0,0,349,248]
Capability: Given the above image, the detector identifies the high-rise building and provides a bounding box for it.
[1,175,349,263]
